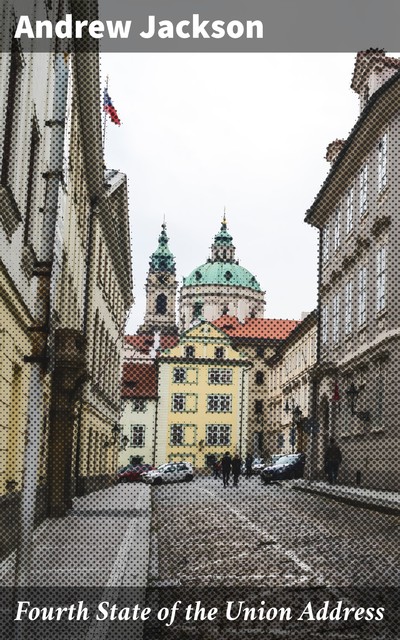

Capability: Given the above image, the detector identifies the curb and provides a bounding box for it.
[292,485,400,518]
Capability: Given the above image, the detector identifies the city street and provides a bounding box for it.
[145,476,400,638]
[149,476,400,588]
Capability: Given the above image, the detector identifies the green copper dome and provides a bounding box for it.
[184,262,261,291]
[149,223,176,273]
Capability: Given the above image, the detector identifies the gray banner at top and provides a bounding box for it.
[4,0,400,52]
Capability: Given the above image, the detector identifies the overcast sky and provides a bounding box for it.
[100,53,361,334]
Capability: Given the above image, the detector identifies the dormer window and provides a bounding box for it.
[185,346,195,359]
[195,270,202,281]
[224,271,232,281]
[215,347,224,359]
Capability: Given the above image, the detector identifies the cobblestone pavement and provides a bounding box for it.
[149,476,400,589]
[144,477,400,639]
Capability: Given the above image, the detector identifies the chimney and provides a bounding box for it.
[325,139,346,165]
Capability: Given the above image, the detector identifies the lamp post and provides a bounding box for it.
[285,398,303,453]
[346,382,359,416]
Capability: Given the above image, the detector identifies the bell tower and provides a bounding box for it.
[137,223,178,336]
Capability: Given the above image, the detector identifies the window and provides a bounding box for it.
[333,294,340,343]
[130,425,145,447]
[185,346,195,359]
[192,301,203,319]
[346,188,353,234]
[345,281,352,335]
[171,393,197,412]
[170,425,184,446]
[359,165,368,216]
[155,293,167,315]
[334,208,341,251]
[377,247,386,313]
[24,121,40,245]
[358,266,367,326]
[131,398,147,412]
[1,40,23,188]
[378,133,387,193]
[206,424,231,446]
[255,399,264,414]
[208,368,233,384]
[215,347,224,359]
[322,305,328,345]
[207,394,232,412]
[255,371,264,385]
[322,225,330,263]
[256,346,264,358]
[172,394,186,412]
[173,367,187,383]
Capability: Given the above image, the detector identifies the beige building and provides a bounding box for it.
[266,311,317,457]
[213,315,298,458]
[156,322,252,468]
[0,0,133,558]
[306,50,400,489]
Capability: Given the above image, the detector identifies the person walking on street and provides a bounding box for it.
[232,454,242,487]
[213,459,221,479]
[324,437,342,485]
[221,452,232,487]
[245,453,253,479]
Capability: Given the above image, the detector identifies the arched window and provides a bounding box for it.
[255,371,264,385]
[156,293,167,315]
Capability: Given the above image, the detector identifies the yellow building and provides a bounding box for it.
[156,322,252,468]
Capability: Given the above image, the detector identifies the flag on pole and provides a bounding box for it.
[103,88,121,125]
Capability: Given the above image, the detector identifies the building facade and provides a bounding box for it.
[306,50,400,489]
[120,362,158,467]
[213,315,298,458]
[156,322,252,468]
[266,311,317,457]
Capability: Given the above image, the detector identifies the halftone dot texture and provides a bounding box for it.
[0,26,399,640]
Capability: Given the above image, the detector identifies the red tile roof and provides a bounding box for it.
[125,334,179,354]
[213,315,299,340]
[122,362,157,398]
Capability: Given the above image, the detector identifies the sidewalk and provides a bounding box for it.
[0,483,152,587]
[292,479,400,516]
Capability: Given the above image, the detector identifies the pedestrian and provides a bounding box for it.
[213,459,221,479]
[245,453,253,479]
[221,452,232,487]
[324,437,342,485]
[232,454,242,487]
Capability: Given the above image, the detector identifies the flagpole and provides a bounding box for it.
[102,74,109,153]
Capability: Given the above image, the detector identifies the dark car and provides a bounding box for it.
[116,463,154,483]
[261,453,306,484]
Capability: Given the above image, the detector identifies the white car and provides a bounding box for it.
[142,462,194,485]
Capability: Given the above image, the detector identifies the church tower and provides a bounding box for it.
[137,223,178,336]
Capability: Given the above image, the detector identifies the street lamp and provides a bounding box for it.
[346,382,359,416]
[284,398,303,453]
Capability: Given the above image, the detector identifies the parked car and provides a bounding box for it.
[142,462,194,485]
[252,458,265,474]
[116,463,154,483]
[261,453,306,484]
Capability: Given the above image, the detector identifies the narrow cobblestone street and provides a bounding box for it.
[144,476,400,638]
[149,477,400,588]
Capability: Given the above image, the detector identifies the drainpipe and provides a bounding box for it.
[239,363,253,459]
[308,229,323,483]
[17,47,69,585]
[74,196,99,497]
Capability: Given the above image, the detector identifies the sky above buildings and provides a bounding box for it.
[100,52,362,333]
